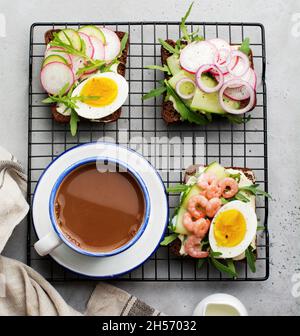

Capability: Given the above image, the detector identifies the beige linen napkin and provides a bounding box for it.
[0,146,161,316]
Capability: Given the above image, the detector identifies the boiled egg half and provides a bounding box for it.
[208,200,257,258]
[71,72,128,119]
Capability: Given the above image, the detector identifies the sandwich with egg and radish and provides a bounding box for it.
[40,25,129,135]
[161,162,270,277]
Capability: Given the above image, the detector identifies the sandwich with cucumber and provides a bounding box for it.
[162,162,270,277]
[143,3,257,125]
[40,25,129,135]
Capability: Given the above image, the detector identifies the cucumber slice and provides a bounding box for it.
[174,184,201,235]
[78,25,105,44]
[177,80,195,97]
[58,29,82,51]
[191,75,240,114]
[168,70,194,89]
[204,162,227,180]
[42,55,68,67]
[167,54,181,76]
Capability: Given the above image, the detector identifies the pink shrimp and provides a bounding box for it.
[193,218,211,239]
[219,177,239,199]
[206,197,222,218]
[197,173,218,190]
[183,212,204,233]
[184,235,209,259]
[187,194,208,219]
[205,182,222,200]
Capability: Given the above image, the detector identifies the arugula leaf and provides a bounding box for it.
[245,246,256,272]
[76,60,106,76]
[146,64,171,75]
[257,225,265,231]
[227,259,236,275]
[239,184,272,199]
[226,113,251,124]
[239,37,251,56]
[229,172,241,183]
[160,233,179,246]
[210,256,238,277]
[210,251,222,258]
[164,80,209,125]
[234,191,250,203]
[167,184,190,193]
[120,32,129,55]
[158,38,179,55]
[197,258,207,269]
[180,2,194,42]
[70,110,80,137]
[142,85,167,100]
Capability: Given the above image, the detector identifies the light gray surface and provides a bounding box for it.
[0,0,299,316]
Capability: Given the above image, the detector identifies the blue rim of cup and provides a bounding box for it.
[49,156,151,257]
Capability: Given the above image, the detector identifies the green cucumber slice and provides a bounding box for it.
[191,75,240,114]
[167,54,181,76]
[178,80,195,97]
[42,55,68,67]
[78,25,106,44]
[58,29,82,51]
[204,162,227,180]
[174,184,201,235]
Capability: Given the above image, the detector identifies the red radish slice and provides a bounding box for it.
[89,36,105,61]
[219,79,255,114]
[179,41,217,74]
[228,50,250,78]
[100,27,121,62]
[196,64,224,93]
[224,69,257,101]
[45,46,72,65]
[209,38,231,65]
[41,62,74,95]
[78,32,94,59]
[71,55,85,78]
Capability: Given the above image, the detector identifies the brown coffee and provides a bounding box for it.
[54,162,145,253]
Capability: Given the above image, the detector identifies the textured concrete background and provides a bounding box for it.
[0,0,299,316]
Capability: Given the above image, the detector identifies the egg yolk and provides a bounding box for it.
[80,77,118,107]
[213,209,246,247]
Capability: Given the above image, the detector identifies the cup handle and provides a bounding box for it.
[34,231,62,256]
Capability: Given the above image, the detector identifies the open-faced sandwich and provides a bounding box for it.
[40,25,129,135]
[144,3,257,125]
[162,162,270,277]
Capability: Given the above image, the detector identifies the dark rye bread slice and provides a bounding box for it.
[161,39,255,124]
[169,164,256,260]
[44,29,129,124]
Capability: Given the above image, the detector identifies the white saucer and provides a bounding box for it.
[32,142,169,278]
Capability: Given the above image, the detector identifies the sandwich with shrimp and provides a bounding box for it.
[161,162,270,277]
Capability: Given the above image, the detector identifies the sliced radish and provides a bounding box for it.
[100,27,121,62]
[78,32,94,59]
[41,62,74,95]
[179,41,218,74]
[224,68,257,100]
[219,79,255,114]
[196,64,224,93]
[89,36,105,60]
[71,55,85,78]
[209,38,231,65]
[45,46,72,65]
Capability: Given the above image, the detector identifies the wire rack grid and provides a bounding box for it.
[28,21,268,281]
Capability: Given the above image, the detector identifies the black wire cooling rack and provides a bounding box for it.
[27,22,268,281]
